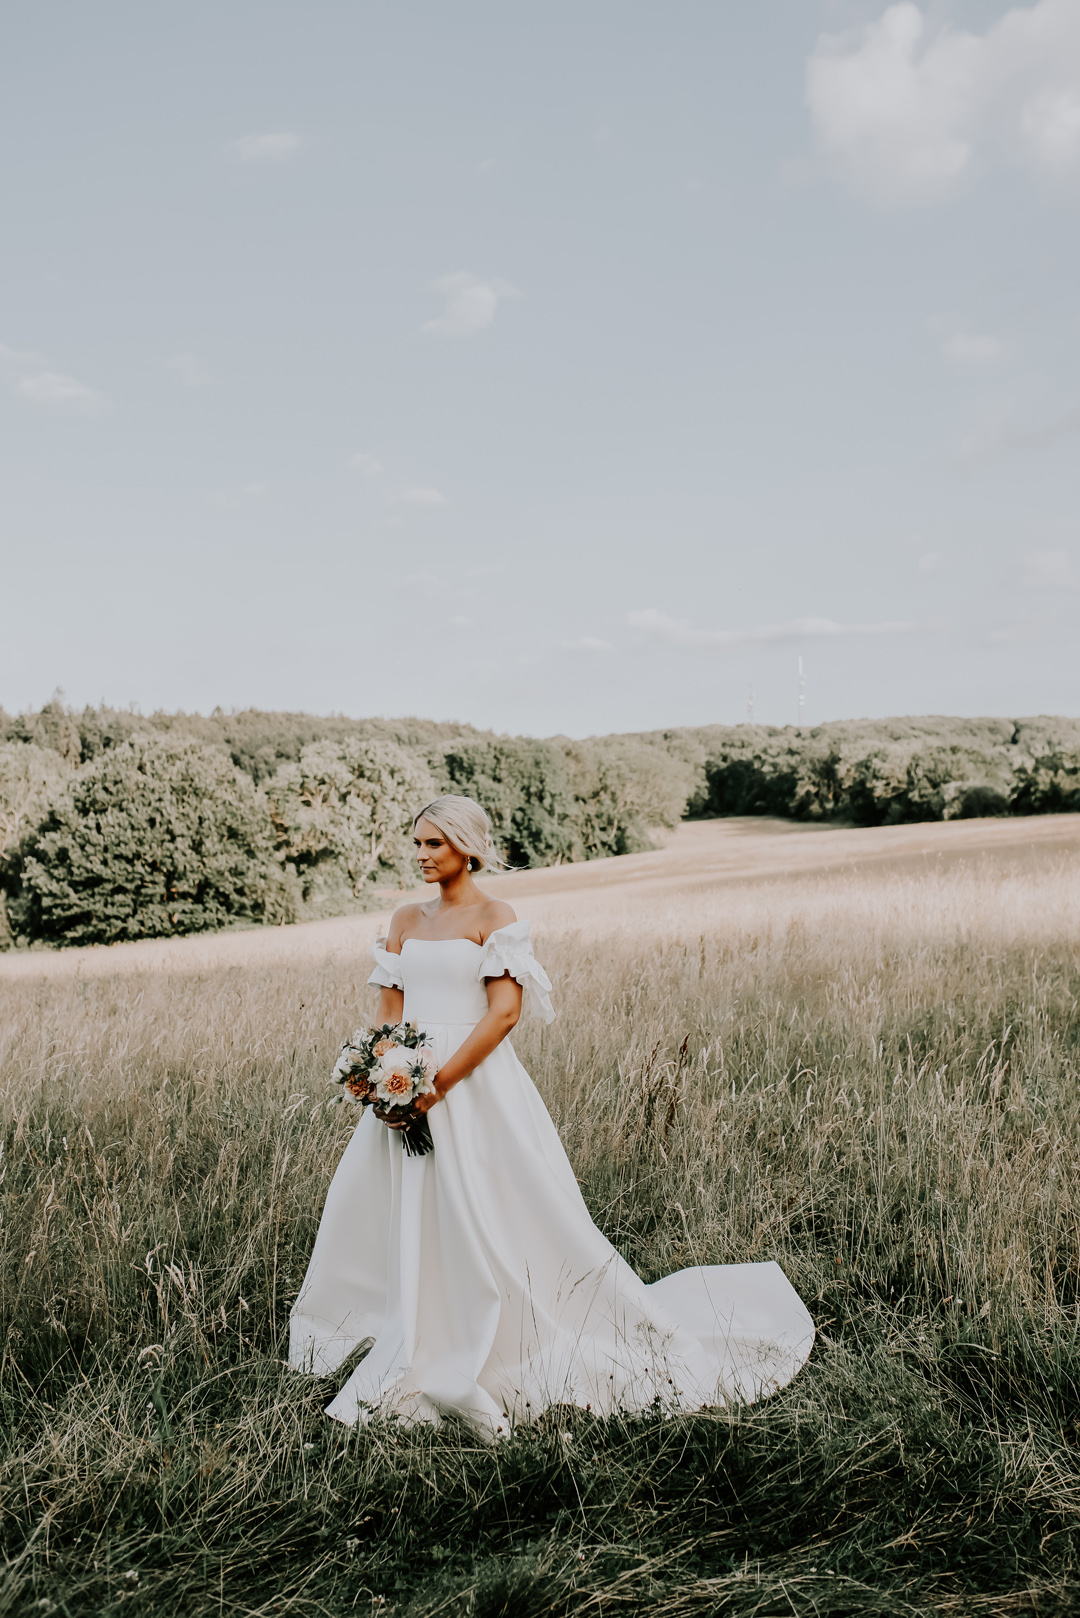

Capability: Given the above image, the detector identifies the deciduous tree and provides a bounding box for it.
[4,736,281,945]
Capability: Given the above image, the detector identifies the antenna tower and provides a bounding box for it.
[797,658,806,727]
[747,683,755,723]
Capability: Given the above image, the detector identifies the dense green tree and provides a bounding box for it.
[3,701,1079,951]
[4,736,282,945]
[3,697,84,762]
[73,704,144,761]
[0,742,75,947]
[441,738,579,867]
[635,716,1080,826]
[561,737,696,857]
[264,737,436,913]
[0,742,73,855]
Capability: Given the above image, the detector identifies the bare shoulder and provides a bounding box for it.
[479,898,517,940]
[386,902,424,949]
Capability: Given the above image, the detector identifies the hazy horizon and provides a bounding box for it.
[7,691,1077,744]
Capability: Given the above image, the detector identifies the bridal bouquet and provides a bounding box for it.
[331,1022,437,1157]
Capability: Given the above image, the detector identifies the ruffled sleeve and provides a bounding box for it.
[476,919,555,1024]
[367,936,405,991]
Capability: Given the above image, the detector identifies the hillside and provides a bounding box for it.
[1,701,1077,950]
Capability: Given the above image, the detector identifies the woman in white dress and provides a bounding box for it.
[289,795,814,1433]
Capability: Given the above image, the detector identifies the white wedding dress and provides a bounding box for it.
[289,921,814,1433]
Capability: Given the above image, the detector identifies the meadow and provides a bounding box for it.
[2,816,1080,1616]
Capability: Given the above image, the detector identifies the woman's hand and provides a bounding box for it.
[373,1079,443,1129]
[372,1103,412,1130]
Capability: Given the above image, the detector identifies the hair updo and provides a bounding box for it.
[413,795,510,872]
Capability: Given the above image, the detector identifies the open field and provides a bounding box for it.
[2,814,1080,1614]
[3,811,1078,981]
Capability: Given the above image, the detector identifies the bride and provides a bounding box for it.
[289,795,814,1432]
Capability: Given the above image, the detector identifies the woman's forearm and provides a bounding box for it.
[375,986,404,1025]
[437,1008,519,1093]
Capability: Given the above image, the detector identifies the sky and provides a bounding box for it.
[1,0,1078,737]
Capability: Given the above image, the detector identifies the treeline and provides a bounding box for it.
[1,701,1078,949]
[0,702,693,947]
[643,713,1080,824]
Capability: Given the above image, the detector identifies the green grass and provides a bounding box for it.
[3,858,1080,1615]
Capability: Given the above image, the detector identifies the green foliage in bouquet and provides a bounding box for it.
[264,737,436,914]
[3,736,283,945]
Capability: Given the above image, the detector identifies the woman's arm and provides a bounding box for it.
[378,974,523,1128]
[419,974,523,1111]
[371,904,415,1028]
[374,985,404,1026]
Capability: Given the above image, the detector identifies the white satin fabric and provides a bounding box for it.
[289,922,814,1433]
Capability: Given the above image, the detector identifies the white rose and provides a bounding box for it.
[411,1045,438,1094]
[376,1047,414,1076]
[375,1046,417,1106]
[331,1044,357,1081]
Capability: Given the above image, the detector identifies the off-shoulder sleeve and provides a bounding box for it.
[368,935,405,990]
[476,919,555,1024]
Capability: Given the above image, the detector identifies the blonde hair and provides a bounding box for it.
[413,795,510,872]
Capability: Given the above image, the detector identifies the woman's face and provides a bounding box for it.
[413,817,470,883]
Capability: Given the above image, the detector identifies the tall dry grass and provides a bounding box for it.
[2,854,1080,1614]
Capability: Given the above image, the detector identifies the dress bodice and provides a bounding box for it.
[400,940,491,1025]
[367,920,555,1026]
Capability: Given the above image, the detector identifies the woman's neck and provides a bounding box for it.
[435,868,482,909]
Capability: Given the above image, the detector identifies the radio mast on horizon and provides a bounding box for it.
[747,683,754,723]
[797,658,806,727]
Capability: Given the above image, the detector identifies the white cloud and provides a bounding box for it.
[15,371,111,414]
[168,353,217,388]
[0,344,111,416]
[0,347,110,417]
[806,0,1080,207]
[927,312,1012,371]
[396,572,447,595]
[209,482,270,510]
[941,331,1007,370]
[396,487,447,506]
[1021,84,1080,169]
[564,636,614,652]
[350,452,382,475]
[985,616,1045,645]
[420,272,520,338]
[918,551,945,571]
[229,132,302,162]
[628,608,912,647]
[955,401,1080,467]
[1023,549,1078,587]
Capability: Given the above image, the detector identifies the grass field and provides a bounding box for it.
[3,815,1080,1616]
